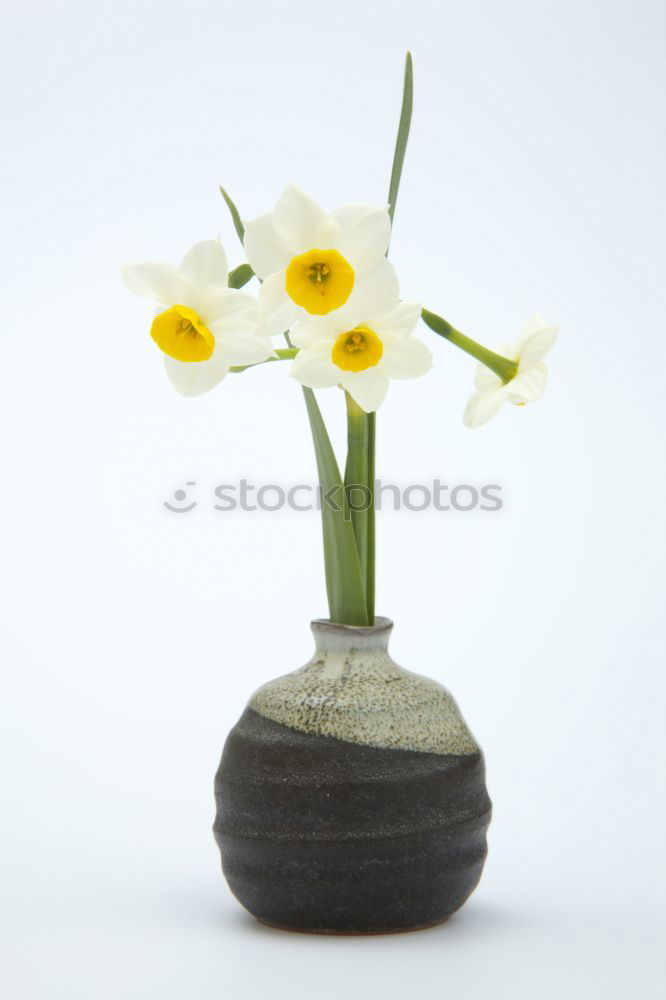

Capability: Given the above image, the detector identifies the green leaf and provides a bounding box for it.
[387,52,413,225]
[303,388,369,626]
[227,263,254,289]
[219,186,245,244]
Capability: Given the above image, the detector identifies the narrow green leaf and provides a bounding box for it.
[303,388,369,626]
[387,52,413,225]
[227,263,254,289]
[219,186,245,244]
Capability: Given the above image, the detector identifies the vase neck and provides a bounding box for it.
[310,617,393,655]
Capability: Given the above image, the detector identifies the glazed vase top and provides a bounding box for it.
[249,618,479,756]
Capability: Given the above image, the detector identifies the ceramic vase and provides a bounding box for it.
[214,617,491,934]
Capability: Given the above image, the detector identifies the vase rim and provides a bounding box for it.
[311,616,393,635]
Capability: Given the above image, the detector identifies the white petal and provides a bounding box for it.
[258,270,300,337]
[345,254,400,321]
[507,363,547,402]
[474,363,503,392]
[381,336,433,379]
[243,213,291,280]
[163,355,229,397]
[290,345,340,388]
[214,322,263,348]
[216,334,275,366]
[272,186,326,253]
[371,299,422,340]
[463,386,508,428]
[179,240,228,298]
[199,287,257,330]
[340,371,390,412]
[290,315,340,348]
[121,262,186,305]
[315,217,342,246]
[517,313,548,343]
[517,320,559,366]
[330,205,392,258]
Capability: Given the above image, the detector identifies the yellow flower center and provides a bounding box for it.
[150,305,215,362]
[331,326,384,372]
[285,248,354,315]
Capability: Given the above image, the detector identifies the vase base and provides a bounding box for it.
[256,915,451,936]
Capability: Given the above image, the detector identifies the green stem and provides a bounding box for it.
[229,347,297,374]
[344,394,375,623]
[421,308,518,383]
[303,388,369,626]
[366,411,376,622]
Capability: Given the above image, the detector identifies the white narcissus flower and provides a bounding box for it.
[463,316,559,428]
[122,240,273,396]
[289,301,432,412]
[243,185,400,336]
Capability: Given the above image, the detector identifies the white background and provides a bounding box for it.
[1,1,664,997]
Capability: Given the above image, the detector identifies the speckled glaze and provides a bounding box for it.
[251,618,478,755]
[214,618,491,934]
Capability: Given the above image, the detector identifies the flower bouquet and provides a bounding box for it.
[123,54,557,934]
